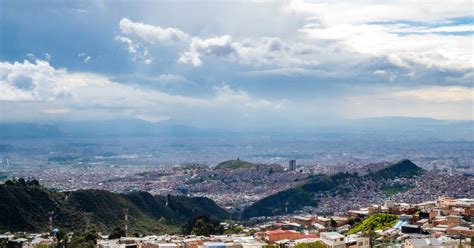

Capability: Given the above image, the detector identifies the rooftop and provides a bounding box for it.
[321,232,344,240]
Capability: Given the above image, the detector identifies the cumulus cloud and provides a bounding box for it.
[300,23,473,71]
[115,5,471,75]
[178,35,238,66]
[118,18,188,44]
[178,35,319,67]
[0,60,71,101]
[0,60,286,123]
[116,18,188,64]
[115,36,152,64]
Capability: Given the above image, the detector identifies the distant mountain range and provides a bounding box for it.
[0,117,472,140]
[241,159,424,218]
[0,183,229,234]
[0,119,203,139]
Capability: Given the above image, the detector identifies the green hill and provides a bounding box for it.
[0,183,229,234]
[242,160,424,218]
[241,174,348,218]
[241,188,312,218]
[215,159,254,170]
[348,213,399,234]
[368,159,424,179]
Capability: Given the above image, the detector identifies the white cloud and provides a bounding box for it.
[178,35,319,67]
[119,18,188,44]
[284,1,473,25]
[394,86,474,103]
[395,24,474,34]
[41,108,71,114]
[0,60,286,122]
[0,60,71,101]
[179,35,238,66]
[343,86,474,120]
[116,5,471,72]
[301,23,473,71]
[134,114,171,123]
[154,74,191,85]
[289,1,473,72]
[213,84,286,110]
[78,53,93,64]
[115,36,152,63]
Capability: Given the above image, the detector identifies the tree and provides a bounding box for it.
[69,225,99,247]
[83,225,99,243]
[192,219,211,236]
[108,226,126,239]
[27,179,40,187]
[295,241,326,248]
[262,245,278,248]
[4,177,40,187]
[55,229,69,247]
[224,226,244,234]
[183,215,223,236]
[17,178,26,186]
[330,218,337,228]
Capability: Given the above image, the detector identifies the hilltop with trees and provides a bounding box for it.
[0,179,229,235]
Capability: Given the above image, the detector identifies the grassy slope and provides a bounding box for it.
[215,160,254,170]
[348,213,399,234]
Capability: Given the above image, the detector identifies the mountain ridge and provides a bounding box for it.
[0,183,229,234]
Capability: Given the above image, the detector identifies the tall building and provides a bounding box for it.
[289,160,296,171]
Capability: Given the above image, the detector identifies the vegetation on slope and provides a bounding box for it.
[182,215,224,236]
[368,159,424,179]
[381,185,410,196]
[295,241,326,248]
[0,180,229,235]
[242,160,423,218]
[348,213,399,234]
[241,187,312,218]
[215,159,254,170]
[241,174,354,218]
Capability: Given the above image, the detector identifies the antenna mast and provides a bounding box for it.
[48,211,54,232]
[123,208,129,237]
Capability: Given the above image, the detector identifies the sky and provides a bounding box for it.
[0,0,473,127]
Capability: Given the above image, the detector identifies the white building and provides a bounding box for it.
[320,232,346,248]
[404,238,457,248]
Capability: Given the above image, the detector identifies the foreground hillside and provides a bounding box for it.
[0,182,229,234]
[242,159,424,218]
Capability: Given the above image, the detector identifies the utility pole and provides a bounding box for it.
[123,208,129,237]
